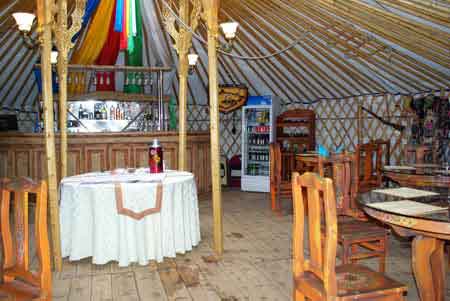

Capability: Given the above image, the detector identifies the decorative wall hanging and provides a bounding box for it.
[218,85,248,113]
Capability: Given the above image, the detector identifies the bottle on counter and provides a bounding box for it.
[148,139,164,173]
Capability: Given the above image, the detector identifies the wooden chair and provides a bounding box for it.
[0,178,52,301]
[292,172,407,301]
[373,139,390,167]
[326,154,389,272]
[404,144,433,164]
[270,143,294,212]
[355,142,384,193]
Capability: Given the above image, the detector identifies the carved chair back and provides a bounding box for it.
[404,144,433,164]
[270,143,295,186]
[355,142,383,192]
[0,177,51,300]
[373,139,391,167]
[292,172,338,296]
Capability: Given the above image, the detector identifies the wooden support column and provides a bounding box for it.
[178,0,190,171]
[202,0,223,255]
[37,0,62,271]
[57,0,69,179]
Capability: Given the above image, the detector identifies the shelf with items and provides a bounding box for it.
[34,64,173,134]
[276,109,315,153]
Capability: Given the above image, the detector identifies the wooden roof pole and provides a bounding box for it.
[178,0,190,171]
[37,0,62,271]
[56,0,69,179]
[202,0,223,256]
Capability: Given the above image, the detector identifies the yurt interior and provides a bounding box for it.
[0,0,449,300]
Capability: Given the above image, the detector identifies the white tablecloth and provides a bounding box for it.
[60,169,201,266]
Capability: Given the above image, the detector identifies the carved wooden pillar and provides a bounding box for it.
[54,0,85,178]
[202,0,223,255]
[178,0,190,171]
[57,0,69,179]
[37,0,62,271]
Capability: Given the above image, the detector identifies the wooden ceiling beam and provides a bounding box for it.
[374,0,450,27]
[283,0,434,91]
[225,2,323,100]
[242,0,356,97]
[312,0,449,67]
[251,0,379,94]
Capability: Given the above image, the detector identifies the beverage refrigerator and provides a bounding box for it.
[241,96,279,192]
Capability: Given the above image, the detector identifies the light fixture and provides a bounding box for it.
[12,12,40,48]
[12,12,35,32]
[220,22,239,40]
[188,53,199,74]
[219,22,239,53]
[51,50,58,64]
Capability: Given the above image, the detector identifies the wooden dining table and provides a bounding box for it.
[383,165,450,189]
[358,189,450,301]
[295,152,336,176]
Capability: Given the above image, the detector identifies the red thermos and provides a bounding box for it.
[148,139,163,173]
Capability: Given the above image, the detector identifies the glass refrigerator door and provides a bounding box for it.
[244,107,271,177]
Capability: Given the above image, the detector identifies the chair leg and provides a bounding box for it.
[342,242,350,265]
[293,286,305,301]
[351,244,358,264]
[270,189,276,211]
[379,235,388,273]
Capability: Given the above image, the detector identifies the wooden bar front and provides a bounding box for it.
[0,131,211,193]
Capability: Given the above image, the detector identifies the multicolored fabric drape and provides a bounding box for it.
[124,0,143,93]
[96,0,121,91]
[69,0,116,93]
[68,0,144,94]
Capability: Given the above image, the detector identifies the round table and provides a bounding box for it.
[59,169,201,266]
[383,165,450,188]
[358,190,449,301]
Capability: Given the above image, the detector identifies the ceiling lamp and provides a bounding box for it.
[51,50,58,64]
[188,53,199,74]
[12,12,35,32]
[219,22,239,53]
[220,22,239,40]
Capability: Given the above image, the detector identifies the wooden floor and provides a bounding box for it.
[10,189,450,300]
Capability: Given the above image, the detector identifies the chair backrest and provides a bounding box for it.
[292,172,338,296]
[0,177,51,298]
[355,142,383,189]
[270,143,295,185]
[373,139,391,167]
[404,144,432,164]
[329,153,366,219]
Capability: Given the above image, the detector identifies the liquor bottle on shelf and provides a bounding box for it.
[101,104,108,120]
[78,104,83,119]
[94,104,101,120]
[109,105,115,120]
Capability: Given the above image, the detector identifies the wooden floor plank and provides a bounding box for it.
[134,270,168,301]
[38,189,445,301]
[68,276,92,301]
[111,272,139,301]
[91,274,113,301]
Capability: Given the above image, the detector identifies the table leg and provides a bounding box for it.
[411,236,446,301]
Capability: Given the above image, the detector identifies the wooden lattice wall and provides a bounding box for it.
[188,91,449,163]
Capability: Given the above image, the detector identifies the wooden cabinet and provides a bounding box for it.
[276,109,315,152]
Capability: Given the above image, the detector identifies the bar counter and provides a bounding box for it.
[0,131,211,193]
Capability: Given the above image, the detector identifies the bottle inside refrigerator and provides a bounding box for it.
[241,97,279,192]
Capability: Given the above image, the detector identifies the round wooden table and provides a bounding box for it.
[383,165,450,188]
[359,190,450,301]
